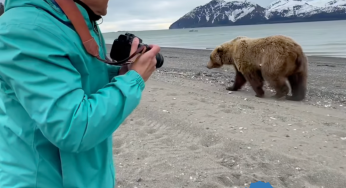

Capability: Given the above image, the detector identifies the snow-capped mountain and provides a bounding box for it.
[183,0,265,23]
[266,0,346,18]
[169,0,346,29]
[170,0,266,28]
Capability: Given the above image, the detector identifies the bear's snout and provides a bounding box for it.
[206,61,213,69]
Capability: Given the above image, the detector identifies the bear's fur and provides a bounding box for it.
[207,35,308,101]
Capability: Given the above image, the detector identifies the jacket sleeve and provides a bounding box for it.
[0,24,145,153]
[107,64,121,82]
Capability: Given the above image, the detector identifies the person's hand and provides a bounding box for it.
[130,44,160,82]
[118,36,160,82]
[118,37,141,75]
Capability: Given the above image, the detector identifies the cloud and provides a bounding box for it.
[0,0,275,31]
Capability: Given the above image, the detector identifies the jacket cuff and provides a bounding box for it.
[111,70,145,91]
[127,70,145,91]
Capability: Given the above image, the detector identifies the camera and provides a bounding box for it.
[110,33,164,68]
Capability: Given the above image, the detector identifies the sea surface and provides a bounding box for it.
[103,20,346,58]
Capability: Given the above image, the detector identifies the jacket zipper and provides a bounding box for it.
[92,21,107,60]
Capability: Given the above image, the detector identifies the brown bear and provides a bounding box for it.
[207,35,308,101]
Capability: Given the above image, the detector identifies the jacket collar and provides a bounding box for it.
[51,0,102,22]
[3,0,98,31]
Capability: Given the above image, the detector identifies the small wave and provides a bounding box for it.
[158,45,214,51]
[323,42,346,46]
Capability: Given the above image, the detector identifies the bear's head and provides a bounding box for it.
[206,46,224,69]
[207,36,247,69]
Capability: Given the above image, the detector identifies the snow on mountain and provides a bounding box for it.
[308,0,346,7]
[182,0,265,23]
[266,0,319,18]
[169,0,346,29]
[265,0,346,18]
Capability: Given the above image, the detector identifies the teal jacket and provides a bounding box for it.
[0,0,145,187]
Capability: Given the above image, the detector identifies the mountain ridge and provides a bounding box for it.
[169,0,346,29]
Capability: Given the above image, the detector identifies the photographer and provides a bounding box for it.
[0,0,159,187]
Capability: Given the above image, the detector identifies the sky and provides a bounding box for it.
[0,0,274,32]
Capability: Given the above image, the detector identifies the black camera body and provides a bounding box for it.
[110,33,164,68]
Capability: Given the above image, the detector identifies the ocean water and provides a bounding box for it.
[102,20,346,58]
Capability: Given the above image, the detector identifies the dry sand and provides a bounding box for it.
[107,46,346,188]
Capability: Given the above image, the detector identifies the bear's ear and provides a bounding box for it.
[234,36,245,41]
[216,46,223,55]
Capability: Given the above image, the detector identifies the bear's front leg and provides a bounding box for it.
[243,72,265,98]
[226,70,247,91]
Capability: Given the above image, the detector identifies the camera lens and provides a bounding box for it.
[155,53,164,68]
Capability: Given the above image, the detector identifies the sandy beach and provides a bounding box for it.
[107,46,346,188]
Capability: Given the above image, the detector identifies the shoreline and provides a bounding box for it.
[106,44,346,59]
[103,20,346,33]
[159,47,346,59]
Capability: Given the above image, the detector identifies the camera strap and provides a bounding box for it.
[55,0,99,58]
[54,0,145,65]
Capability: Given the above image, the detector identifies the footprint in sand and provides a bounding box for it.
[199,134,221,148]
[151,87,164,92]
[135,120,145,126]
[199,98,208,103]
[205,114,217,118]
[215,175,234,187]
[145,127,158,135]
[273,115,288,122]
[199,182,223,188]
[216,154,238,170]
[221,109,232,113]
[154,134,164,139]
[219,108,242,115]
[159,137,175,147]
[264,127,276,133]
[112,138,125,149]
[188,102,197,106]
[135,150,149,161]
[219,104,227,108]
[187,144,200,151]
[240,104,255,110]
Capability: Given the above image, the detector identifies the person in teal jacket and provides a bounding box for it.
[0,0,159,187]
